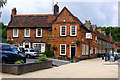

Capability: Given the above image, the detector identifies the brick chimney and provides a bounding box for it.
[12,8,17,15]
[54,2,59,16]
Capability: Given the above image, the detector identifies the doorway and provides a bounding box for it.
[70,45,76,59]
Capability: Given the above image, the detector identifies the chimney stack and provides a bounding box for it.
[54,2,59,16]
[12,8,17,15]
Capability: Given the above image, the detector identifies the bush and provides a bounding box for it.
[52,45,57,50]
[44,50,54,57]
[117,49,120,53]
[76,39,80,45]
[15,60,24,64]
[35,54,48,62]
[70,60,73,63]
[46,42,51,47]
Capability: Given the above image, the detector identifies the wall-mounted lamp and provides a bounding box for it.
[54,27,56,30]
[63,20,66,22]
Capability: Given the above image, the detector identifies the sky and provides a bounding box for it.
[0,0,119,27]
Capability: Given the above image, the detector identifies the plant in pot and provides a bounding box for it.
[52,45,57,50]
[76,39,80,45]
[73,56,77,63]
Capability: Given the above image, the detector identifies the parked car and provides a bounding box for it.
[25,48,40,58]
[0,43,26,64]
[17,46,25,54]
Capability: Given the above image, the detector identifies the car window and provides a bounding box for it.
[2,45,11,51]
[10,45,18,52]
[30,50,35,52]
[25,50,28,52]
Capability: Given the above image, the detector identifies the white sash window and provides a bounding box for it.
[60,26,66,36]
[13,28,18,37]
[70,25,77,36]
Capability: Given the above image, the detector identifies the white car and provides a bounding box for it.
[25,48,40,58]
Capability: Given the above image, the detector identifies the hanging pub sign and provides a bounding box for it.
[86,33,92,39]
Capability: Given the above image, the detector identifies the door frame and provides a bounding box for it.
[70,44,76,59]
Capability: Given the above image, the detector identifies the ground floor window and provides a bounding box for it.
[33,43,45,53]
[95,48,98,54]
[91,47,93,54]
[82,45,85,55]
[60,44,66,55]
[86,45,89,55]
[82,44,89,55]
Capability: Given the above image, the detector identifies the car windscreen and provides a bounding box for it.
[10,45,18,52]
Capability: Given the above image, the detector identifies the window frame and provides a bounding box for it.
[25,28,30,37]
[70,25,77,36]
[60,44,66,55]
[13,28,18,37]
[36,28,42,37]
[60,26,66,36]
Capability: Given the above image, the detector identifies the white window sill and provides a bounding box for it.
[36,36,42,37]
[13,36,18,37]
[24,36,30,37]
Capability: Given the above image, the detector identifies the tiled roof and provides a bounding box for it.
[97,31,111,43]
[8,14,55,28]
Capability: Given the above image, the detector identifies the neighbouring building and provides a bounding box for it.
[7,3,116,60]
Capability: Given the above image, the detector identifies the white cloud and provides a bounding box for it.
[0,0,118,27]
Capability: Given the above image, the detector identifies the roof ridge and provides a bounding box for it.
[14,14,54,16]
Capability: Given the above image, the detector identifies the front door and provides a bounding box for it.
[71,45,76,59]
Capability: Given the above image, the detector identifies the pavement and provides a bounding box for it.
[26,58,70,67]
[2,58,118,78]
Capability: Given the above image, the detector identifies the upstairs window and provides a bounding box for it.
[70,25,77,36]
[25,28,30,37]
[36,28,42,37]
[60,26,66,36]
[60,44,66,55]
[13,28,18,37]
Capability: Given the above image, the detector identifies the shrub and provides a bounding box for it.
[46,42,51,47]
[52,45,57,50]
[15,60,24,64]
[44,50,54,57]
[76,39,80,45]
[70,60,73,63]
[35,54,48,62]
[117,48,120,53]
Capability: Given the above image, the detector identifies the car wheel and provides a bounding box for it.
[26,54,31,58]
[2,59,7,64]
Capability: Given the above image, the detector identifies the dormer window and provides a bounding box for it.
[60,26,66,36]
[13,28,18,37]
[25,28,30,37]
[70,25,77,36]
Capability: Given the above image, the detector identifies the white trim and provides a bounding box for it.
[13,28,18,37]
[36,28,42,37]
[60,26,66,36]
[70,25,77,36]
[33,43,45,52]
[70,45,76,59]
[25,28,30,37]
[60,44,66,55]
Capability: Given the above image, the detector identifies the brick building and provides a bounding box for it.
[7,3,116,60]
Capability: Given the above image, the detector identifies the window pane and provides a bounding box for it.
[26,29,30,36]
[71,26,76,36]
[37,29,41,36]
[61,45,66,55]
[14,29,18,36]
[61,26,66,36]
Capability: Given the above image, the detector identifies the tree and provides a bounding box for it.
[0,0,7,18]
[0,0,7,8]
